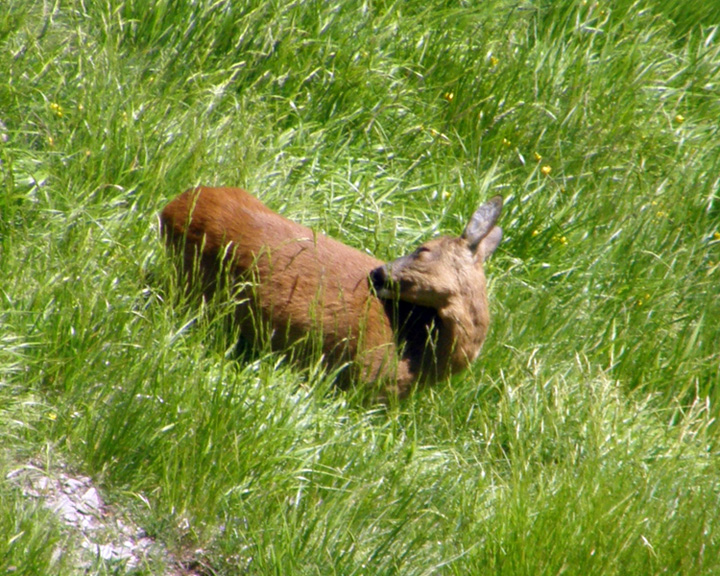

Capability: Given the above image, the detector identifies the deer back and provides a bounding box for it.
[161,187,405,389]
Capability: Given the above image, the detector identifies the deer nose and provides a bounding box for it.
[370,265,388,291]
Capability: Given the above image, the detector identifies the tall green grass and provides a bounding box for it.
[1,0,719,574]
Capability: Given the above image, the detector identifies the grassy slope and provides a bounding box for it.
[1,0,719,574]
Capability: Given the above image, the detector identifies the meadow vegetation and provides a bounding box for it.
[1,0,719,573]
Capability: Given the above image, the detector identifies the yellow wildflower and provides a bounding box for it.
[674,114,685,124]
[541,165,552,176]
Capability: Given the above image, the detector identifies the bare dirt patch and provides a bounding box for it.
[7,462,200,574]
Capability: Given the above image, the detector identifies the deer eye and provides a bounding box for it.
[415,246,432,258]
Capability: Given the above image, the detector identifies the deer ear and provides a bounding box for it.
[462,196,503,252]
[479,226,502,261]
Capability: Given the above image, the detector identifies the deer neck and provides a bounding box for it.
[436,289,489,374]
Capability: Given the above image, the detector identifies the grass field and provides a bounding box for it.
[2,0,720,574]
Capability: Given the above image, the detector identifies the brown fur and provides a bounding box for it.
[160,187,502,398]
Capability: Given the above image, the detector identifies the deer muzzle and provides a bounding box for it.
[370,264,395,299]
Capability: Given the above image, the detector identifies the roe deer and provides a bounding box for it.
[160,187,502,398]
